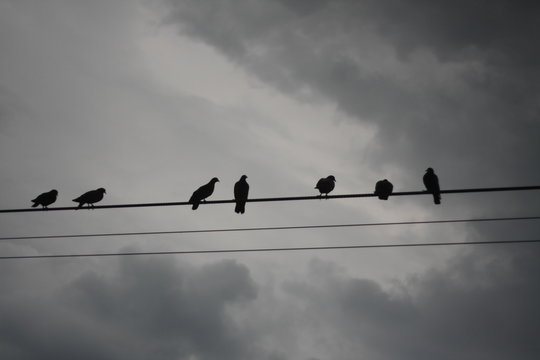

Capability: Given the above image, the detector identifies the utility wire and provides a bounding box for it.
[1,215,539,241]
[1,239,539,260]
[1,185,540,213]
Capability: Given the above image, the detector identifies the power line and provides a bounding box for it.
[1,239,539,260]
[1,185,540,213]
[1,215,539,241]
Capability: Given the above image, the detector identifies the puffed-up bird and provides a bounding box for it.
[234,175,249,214]
[423,168,441,204]
[31,189,58,209]
[315,175,336,197]
[72,188,106,209]
[374,179,393,200]
[189,177,219,210]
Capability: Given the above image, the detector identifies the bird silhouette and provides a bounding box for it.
[72,188,106,209]
[31,189,58,209]
[234,175,249,214]
[374,179,393,200]
[423,168,441,204]
[189,177,219,210]
[315,175,336,197]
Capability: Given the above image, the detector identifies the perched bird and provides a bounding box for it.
[31,189,58,209]
[423,168,441,204]
[72,188,106,209]
[234,175,249,214]
[315,175,336,197]
[189,177,219,210]
[374,179,393,200]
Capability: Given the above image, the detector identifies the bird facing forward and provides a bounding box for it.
[189,177,219,210]
[234,175,249,214]
[315,175,336,197]
[31,189,58,209]
[72,188,106,209]
[374,179,393,200]
[423,168,441,204]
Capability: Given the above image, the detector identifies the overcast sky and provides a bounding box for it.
[1,0,540,359]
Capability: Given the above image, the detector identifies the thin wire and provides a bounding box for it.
[1,215,539,241]
[2,185,540,213]
[1,239,539,260]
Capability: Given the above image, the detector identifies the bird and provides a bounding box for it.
[189,177,219,210]
[423,168,441,204]
[31,189,58,209]
[374,179,393,200]
[72,188,106,209]
[234,175,249,214]
[315,175,336,197]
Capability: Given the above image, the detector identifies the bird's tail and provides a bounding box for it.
[433,193,441,205]
[192,202,199,210]
[235,203,245,214]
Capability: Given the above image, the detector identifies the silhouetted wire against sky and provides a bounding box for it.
[1,185,540,213]
[1,215,539,241]
[1,239,540,260]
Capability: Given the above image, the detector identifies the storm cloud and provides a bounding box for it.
[1,0,539,359]
[0,257,262,360]
[163,0,540,185]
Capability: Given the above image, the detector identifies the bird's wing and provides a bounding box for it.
[33,193,45,203]
[76,190,94,203]
[234,182,241,199]
[375,181,382,193]
[192,183,213,201]
[432,175,440,192]
[234,181,249,200]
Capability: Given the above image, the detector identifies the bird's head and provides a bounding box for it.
[328,175,336,182]
[51,189,58,195]
[97,188,106,194]
[426,168,434,173]
[211,177,220,183]
[241,175,248,180]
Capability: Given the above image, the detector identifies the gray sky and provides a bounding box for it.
[1,0,539,359]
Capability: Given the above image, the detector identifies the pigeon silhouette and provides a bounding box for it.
[315,175,336,197]
[234,175,249,214]
[189,177,219,210]
[72,188,106,209]
[31,189,58,209]
[374,179,393,200]
[423,168,441,204]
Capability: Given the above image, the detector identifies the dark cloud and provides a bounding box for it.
[1,249,539,360]
[283,250,540,359]
[163,0,540,188]
[1,1,539,359]
[0,257,267,360]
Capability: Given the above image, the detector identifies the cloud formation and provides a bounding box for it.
[0,257,262,360]
[163,0,540,186]
[1,248,539,360]
[1,1,539,359]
